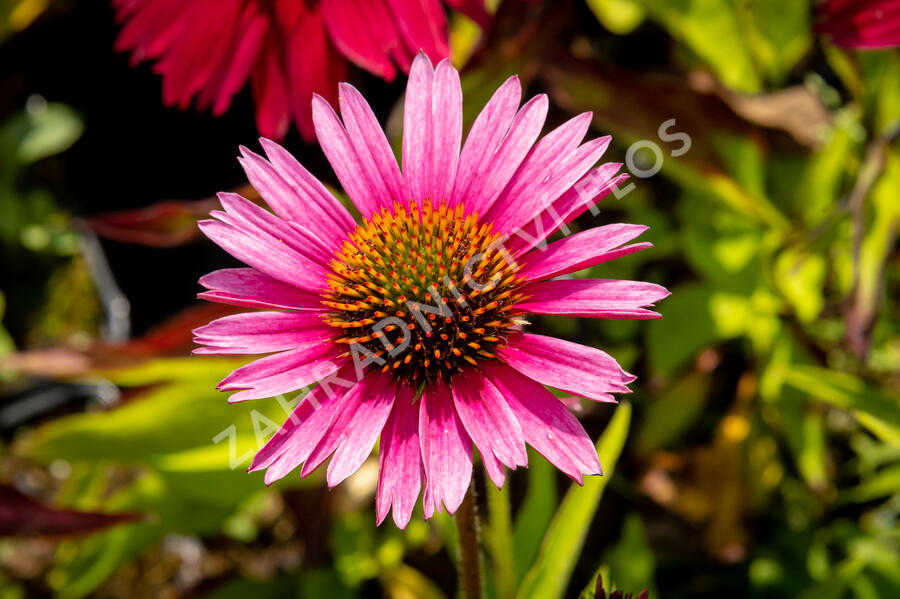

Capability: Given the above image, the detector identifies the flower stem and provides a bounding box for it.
[455,480,483,599]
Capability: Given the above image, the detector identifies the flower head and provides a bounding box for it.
[112,0,488,140]
[814,0,900,49]
[194,54,669,527]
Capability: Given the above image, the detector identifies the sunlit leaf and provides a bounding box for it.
[637,0,760,92]
[17,101,84,164]
[774,247,826,324]
[842,464,900,504]
[783,365,900,446]
[858,51,900,136]
[743,0,812,85]
[0,291,13,358]
[0,0,50,40]
[586,0,645,35]
[16,371,287,464]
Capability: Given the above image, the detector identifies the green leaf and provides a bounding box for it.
[0,0,52,42]
[513,450,558,583]
[382,564,447,599]
[0,290,13,357]
[17,101,84,164]
[18,374,287,463]
[518,403,632,599]
[637,0,760,92]
[794,112,860,227]
[586,0,646,35]
[605,512,656,594]
[842,464,900,504]
[855,149,900,332]
[782,365,900,446]
[773,247,826,324]
[50,470,230,598]
[647,284,717,374]
[742,0,812,85]
[635,371,709,455]
[858,51,900,135]
[485,475,516,599]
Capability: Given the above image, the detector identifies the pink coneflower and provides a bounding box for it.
[111,0,488,140]
[194,54,668,528]
[814,0,900,49]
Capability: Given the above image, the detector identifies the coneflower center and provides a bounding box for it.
[323,200,528,385]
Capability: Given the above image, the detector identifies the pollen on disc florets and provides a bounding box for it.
[322,199,529,385]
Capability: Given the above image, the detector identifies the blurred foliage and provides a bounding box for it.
[1,0,899,598]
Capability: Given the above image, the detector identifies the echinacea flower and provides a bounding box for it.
[111,0,489,140]
[194,54,669,527]
[814,0,900,49]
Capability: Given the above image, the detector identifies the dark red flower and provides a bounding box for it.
[814,0,900,49]
[112,0,489,140]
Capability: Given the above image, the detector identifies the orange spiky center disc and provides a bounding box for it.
[322,200,529,385]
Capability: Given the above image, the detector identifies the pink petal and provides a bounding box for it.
[508,163,626,256]
[451,370,527,485]
[217,343,344,402]
[450,75,522,208]
[300,371,396,481]
[198,219,328,294]
[482,362,601,484]
[312,94,393,217]
[519,224,651,281]
[492,135,612,235]
[430,59,463,202]
[193,311,329,354]
[483,112,590,226]
[419,381,472,517]
[215,192,334,264]
[498,333,634,402]
[258,138,356,236]
[338,82,406,207]
[552,164,628,229]
[402,55,463,206]
[238,145,352,248]
[253,366,359,483]
[471,94,549,216]
[376,384,422,528]
[517,279,670,319]
[198,268,324,311]
[480,449,506,489]
[402,53,435,206]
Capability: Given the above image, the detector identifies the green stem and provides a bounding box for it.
[485,473,516,599]
[455,481,483,599]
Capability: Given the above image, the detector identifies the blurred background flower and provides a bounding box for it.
[814,0,900,49]
[111,0,489,140]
